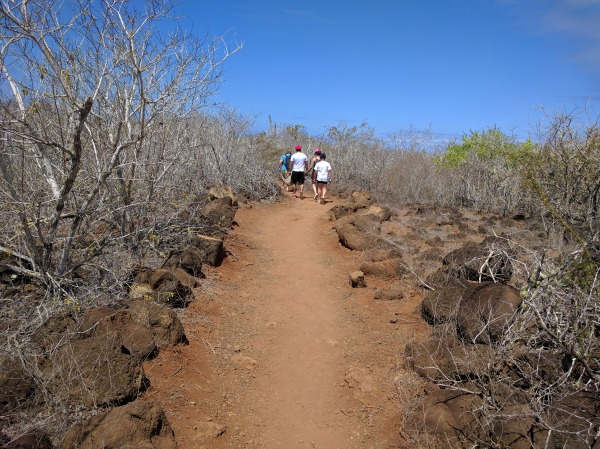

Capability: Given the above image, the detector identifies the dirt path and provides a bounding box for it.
[143,193,429,448]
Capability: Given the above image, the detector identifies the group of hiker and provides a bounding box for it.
[278,145,332,204]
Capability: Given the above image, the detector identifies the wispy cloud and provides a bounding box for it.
[501,0,600,74]
[562,0,600,7]
[281,8,334,24]
[540,1,600,38]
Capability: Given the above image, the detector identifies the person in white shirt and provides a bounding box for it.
[313,152,332,204]
[289,145,308,199]
[307,148,322,201]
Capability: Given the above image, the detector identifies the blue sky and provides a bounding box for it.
[177,0,600,141]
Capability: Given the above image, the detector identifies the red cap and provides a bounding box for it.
[295,145,302,150]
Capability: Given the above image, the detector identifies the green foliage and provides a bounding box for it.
[522,111,600,251]
[561,256,600,291]
[430,127,533,214]
[435,127,530,167]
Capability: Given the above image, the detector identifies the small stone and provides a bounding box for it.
[349,271,367,288]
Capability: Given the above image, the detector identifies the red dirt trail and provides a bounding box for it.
[143,193,430,449]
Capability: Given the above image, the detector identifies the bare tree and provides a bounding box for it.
[0,0,241,290]
[525,108,600,248]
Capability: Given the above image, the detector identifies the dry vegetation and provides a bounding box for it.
[1,0,598,448]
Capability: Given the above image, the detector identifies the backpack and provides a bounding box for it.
[282,153,291,170]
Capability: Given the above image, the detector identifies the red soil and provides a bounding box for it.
[143,194,430,449]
